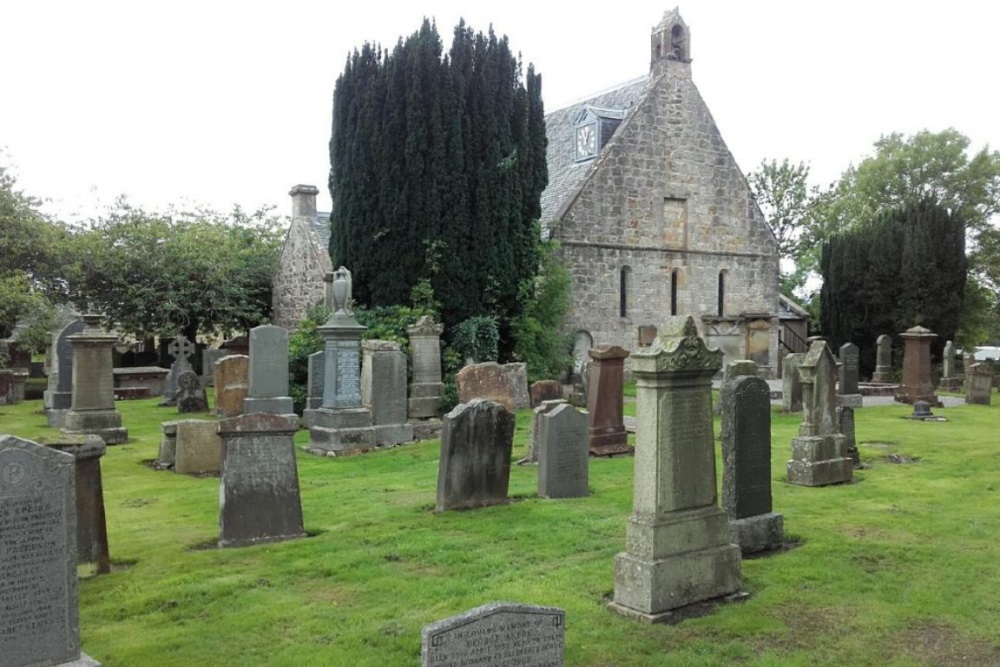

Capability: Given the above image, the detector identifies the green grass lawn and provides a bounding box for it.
[2,394,999,666]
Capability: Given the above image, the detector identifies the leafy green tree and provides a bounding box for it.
[71,199,285,342]
[510,237,572,381]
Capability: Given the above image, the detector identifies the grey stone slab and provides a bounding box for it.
[525,399,567,463]
[307,351,325,410]
[0,434,98,667]
[838,342,859,395]
[49,319,85,412]
[421,602,565,667]
[174,420,222,475]
[247,324,290,400]
[436,399,515,512]
[837,406,859,465]
[537,403,589,499]
[721,375,773,520]
[781,353,804,412]
[965,363,992,405]
[218,413,305,548]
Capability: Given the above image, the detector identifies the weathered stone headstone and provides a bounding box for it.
[637,325,658,348]
[894,326,940,406]
[837,342,863,408]
[435,399,514,512]
[221,334,249,358]
[243,325,294,415]
[965,363,992,405]
[0,435,102,667]
[45,318,85,427]
[306,351,325,410]
[61,315,128,445]
[781,353,804,412]
[214,355,249,418]
[610,317,741,621]
[306,267,376,454]
[158,421,179,467]
[161,335,195,407]
[176,370,209,414]
[962,353,976,395]
[11,369,27,403]
[200,348,226,387]
[47,435,111,576]
[217,413,305,548]
[360,340,413,446]
[872,334,893,383]
[0,370,12,406]
[721,374,783,555]
[715,360,758,415]
[529,380,563,408]
[523,399,566,464]
[456,362,529,412]
[174,420,222,475]
[587,346,630,456]
[787,340,853,487]
[939,340,962,391]
[837,405,859,466]
[538,403,589,499]
[421,602,564,667]
[407,316,445,419]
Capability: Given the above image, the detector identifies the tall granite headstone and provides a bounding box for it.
[407,316,445,419]
[722,373,783,554]
[217,413,306,548]
[435,399,515,512]
[45,318,85,427]
[587,345,630,456]
[62,315,127,445]
[176,370,209,414]
[965,363,992,405]
[305,267,376,454]
[787,340,853,486]
[243,325,294,415]
[421,602,565,667]
[781,353,804,412]
[161,335,195,407]
[0,435,102,667]
[47,435,111,576]
[894,326,940,406]
[306,351,325,410]
[174,420,222,475]
[214,354,249,418]
[537,403,589,499]
[610,317,741,621]
[360,340,413,446]
[872,334,893,383]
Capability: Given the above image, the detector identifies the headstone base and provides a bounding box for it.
[411,419,443,441]
[589,428,629,456]
[62,410,128,445]
[607,591,749,624]
[374,423,414,447]
[242,396,295,414]
[836,393,863,408]
[787,434,853,486]
[47,408,70,428]
[729,512,784,555]
[871,368,892,383]
[306,407,376,454]
[408,381,443,419]
[55,653,102,667]
[893,388,941,407]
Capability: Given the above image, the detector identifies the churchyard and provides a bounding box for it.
[3,380,999,666]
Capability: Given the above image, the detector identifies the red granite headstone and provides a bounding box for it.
[894,326,941,406]
[586,345,630,456]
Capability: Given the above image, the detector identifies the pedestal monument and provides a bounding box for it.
[61,315,128,445]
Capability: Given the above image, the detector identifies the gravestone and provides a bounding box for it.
[456,362,527,412]
[837,343,863,408]
[529,380,563,407]
[0,435,102,667]
[161,335,195,407]
[523,399,566,464]
[407,316,445,419]
[939,340,962,391]
[787,340,853,487]
[200,348,226,387]
[45,318,85,427]
[221,334,249,358]
[837,406,859,466]
[11,369,28,404]
[174,420,222,475]
[176,370,209,414]
[965,363,992,405]
[537,403,589,499]
[306,267,376,454]
[435,399,514,512]
[962,353,976,395]
[715,360,758,415]
[721,374,783,554]
[47,435,111,576]
[243,325,294,415]
[587,346,630,456]
[611,317,741,621]
[421,602,564,667]
[781,353,804,412]
[61,315,128,445]
[0,370,12,406]
[872,334,893,382]
[360,340,414,446]
[158,421,179,468]
[894,326,940,406]
[217,413,306,548]
[214,355,249,418]
[307,351,325,410]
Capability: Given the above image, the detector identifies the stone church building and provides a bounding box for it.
[271,185,333,330]
[543,9,780,376]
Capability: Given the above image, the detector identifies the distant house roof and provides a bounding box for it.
[778,294,810,320]
[310,212,332,251]
[539,76,648,231]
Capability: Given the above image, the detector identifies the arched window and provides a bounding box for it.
[620,267,630,318]
[717,270,727,316]
[670,269,679,316]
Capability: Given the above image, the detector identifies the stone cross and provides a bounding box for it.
[168,336,195,364]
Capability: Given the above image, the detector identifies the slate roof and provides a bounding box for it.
[309,212,332,251]
[540,76,648,233]
[778,294,809,320]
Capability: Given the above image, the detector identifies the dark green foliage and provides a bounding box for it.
[288,305,329,413]
[820,199,966,376]
[329,19,547,354]
[451,315,499,364]
[510,238,573,382]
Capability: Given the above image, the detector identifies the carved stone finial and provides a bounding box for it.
[633,316,723,373]
[331,266,353,315]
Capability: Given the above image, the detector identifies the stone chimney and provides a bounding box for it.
[289,184,319,219]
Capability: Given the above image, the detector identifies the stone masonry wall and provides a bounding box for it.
[272,219,333,330]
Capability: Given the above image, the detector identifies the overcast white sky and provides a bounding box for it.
[3,0,997,222]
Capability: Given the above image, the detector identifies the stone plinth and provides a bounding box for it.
[361,340,413,446]
[407,316,445,419]
[894,326,940,406]
[47,435,111,576]
[61,315,127,445]
[611,317,741,621]
[243,325,294,415]
[872,334,893,383]
[787,340,853,487]
[587,346,630,456]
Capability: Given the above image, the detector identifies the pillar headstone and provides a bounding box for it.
[894,326,940,406]
[610,317,741,621]
[243,325,294,415]
[47,435,111,576]
[214,355,249,418]
[787,340,853,486]
[360,340,414,446]
[407,316,445,419]
[435,399,514,512]
[45,319,85,426]
[61,315,127,445]
[586,345,630,456]
[537,403,589,499]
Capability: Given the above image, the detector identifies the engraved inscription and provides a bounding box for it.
[334,348,361,407]
[226,436,289,489]
[424,607,564,667]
